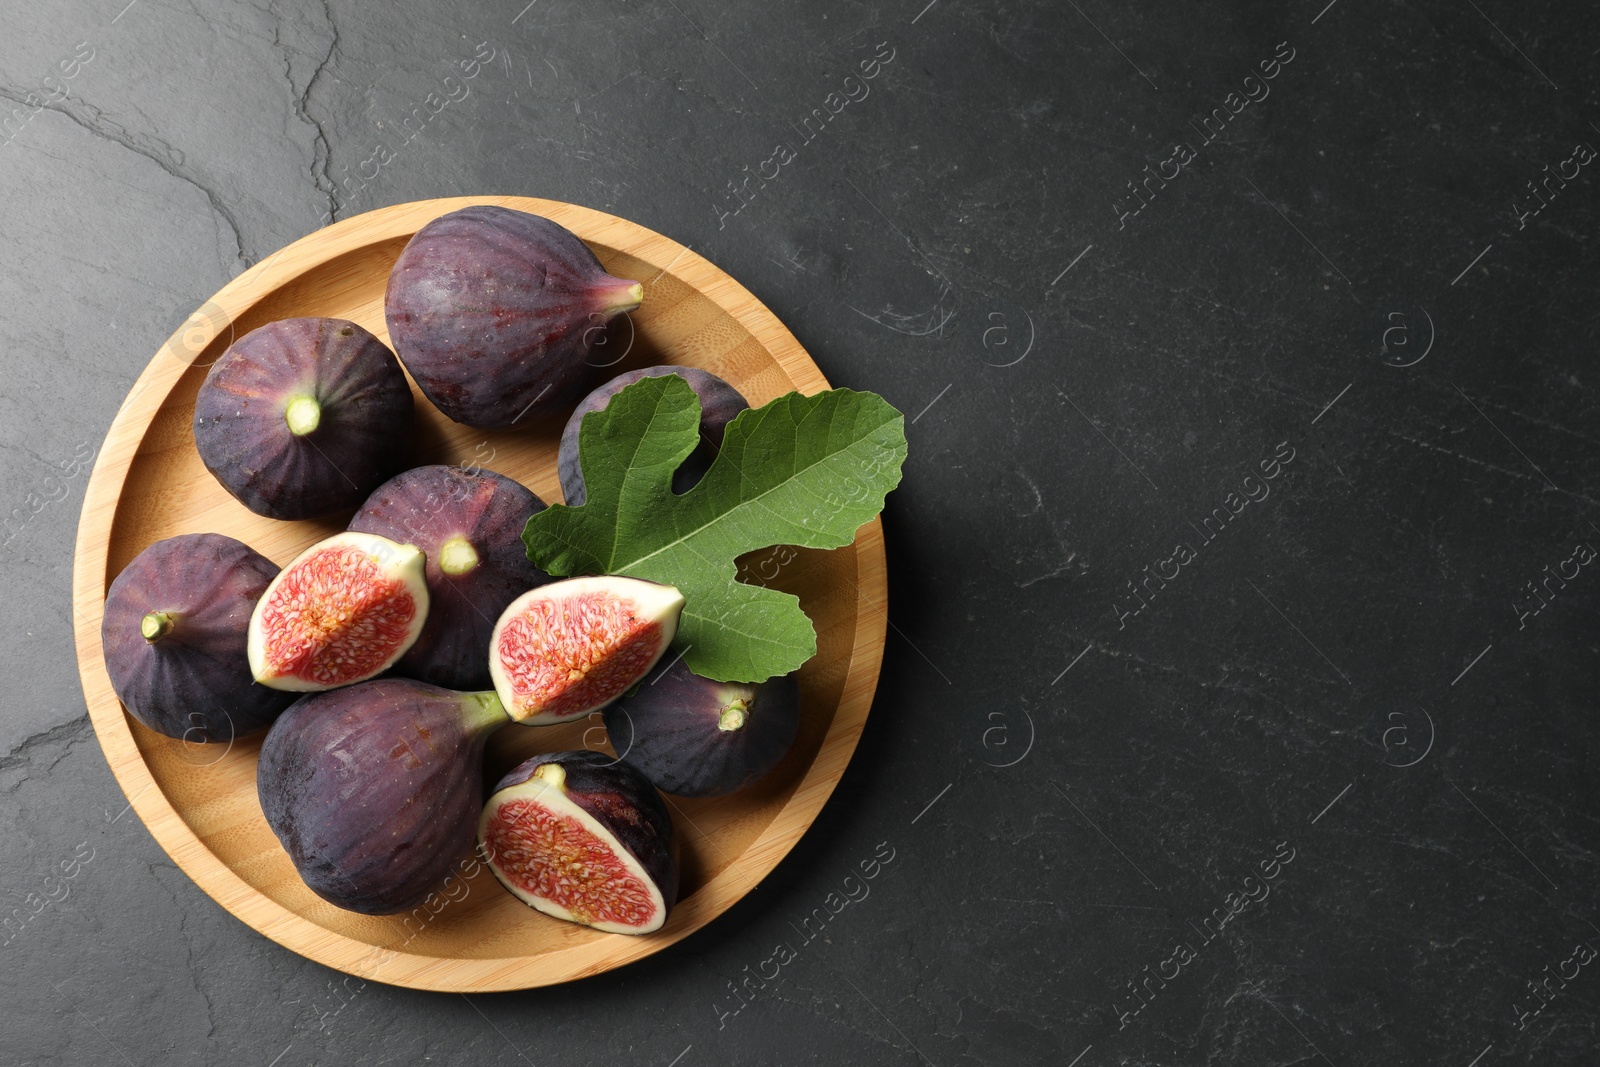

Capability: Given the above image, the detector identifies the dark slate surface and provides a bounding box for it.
[2,0,1597,1063]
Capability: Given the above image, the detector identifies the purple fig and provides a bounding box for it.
[558,366,749,506]
[384,206,644,430]
[605,659,800,797]
[257,678,510,915]
[193,317,414,520]
[479,750,678,934]
[347,465,553,691]
[101,533,295,742]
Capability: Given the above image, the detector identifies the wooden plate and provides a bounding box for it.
[70,196,887,991]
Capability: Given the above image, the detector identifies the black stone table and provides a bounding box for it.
[3,0,1596,1063]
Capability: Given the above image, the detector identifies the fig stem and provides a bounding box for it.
[438,536,480,576]
[600,280,644,314]
[284,394,322,436]
[718,699,750,732]
[462,691,512,735]
[140,611,175,643]
[533,762,567,789]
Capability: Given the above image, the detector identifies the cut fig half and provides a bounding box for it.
[479,751,678,934]
[488,576,683,724]
[248,531,430,692]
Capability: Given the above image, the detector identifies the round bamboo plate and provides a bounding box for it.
[70,196,887,991]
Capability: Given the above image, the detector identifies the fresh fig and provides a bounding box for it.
[479,751,678,934]
[193,317,414,520]
[101,533,295,741]
[347,465,553,691]
[248,531,429,692]
[258,678,509,914]
[489,576,683,724]
[558,367,749,506]
[605,660,800,797]
[384,206,644,430]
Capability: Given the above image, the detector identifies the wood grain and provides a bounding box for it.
[70,196,888,991]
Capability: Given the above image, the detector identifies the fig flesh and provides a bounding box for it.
[193,317,414,519]
[257,679,509,914]
[489,576,683,724]
[248,531,429,691]
[348,465,552,691]
[479,751,677,934]
[101,533,295,741]
[605,660,800,797]
[558,367,749,506]
[384,206,644,430]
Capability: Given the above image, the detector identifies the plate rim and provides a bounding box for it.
[69,195,889,991]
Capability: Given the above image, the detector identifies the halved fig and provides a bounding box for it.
[558,367,748,506]
[384,206,644,429]
[101,533,295,741]
[258,678,510,914]
[348,465,552,691]
[248,531,429,691]
[193,317,414,519]
[489,576,683,724]
[605,660,800,797]
[479,751,678,934]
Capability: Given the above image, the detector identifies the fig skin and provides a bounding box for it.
[384,206,645,430]
[257,679,509,915]
[605,659,800,797]
[193,317,414,520]
[481,750,678,933]
[101,533,295,742]
[558,366,749,506]
[348,465,553,691]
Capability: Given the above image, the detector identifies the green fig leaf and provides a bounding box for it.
[523,374,906,683]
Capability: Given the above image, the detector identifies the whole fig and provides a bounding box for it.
[558,367,748,506]
[257,678,510,915]
[605,659,799,797]
[384,206,644,429]
[193,317,414,520]
[101,533,295,741]
[348,465,552,690]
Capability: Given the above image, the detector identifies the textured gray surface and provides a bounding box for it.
[3,0,1598,1063]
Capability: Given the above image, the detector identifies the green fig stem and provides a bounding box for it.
[600,279,644,315]
[718,699,750,732]
[140,611,174,643]
[284,394,322,436]
[462,691,512,735]
[438,536,480,576]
